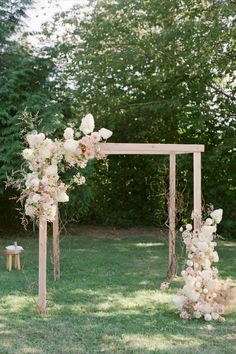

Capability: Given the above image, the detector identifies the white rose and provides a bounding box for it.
[22,148,34,160]
[193,311,202,319]
[30,177,40,191]
[99,128,113,140]
[64,127,74,140]
[204,313,212,321]
[210,209,223,224]
[205,218,213,226]
[56,191,69,203]
[195,281,201,289]
[187,260,193,267]
[64,139,79,153]
[79,113,95,134]
[198,241,208,252]
[186,224,193,231]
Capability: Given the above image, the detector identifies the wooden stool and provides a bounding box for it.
[4,249,22,271]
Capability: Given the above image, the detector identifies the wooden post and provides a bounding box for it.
[193,152,202,231]
[38,217,47,314]
[167,153,176,278]
[53,203,60,281]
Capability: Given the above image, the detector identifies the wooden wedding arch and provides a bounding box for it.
[38,143,204,313]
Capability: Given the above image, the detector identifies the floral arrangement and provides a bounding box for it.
[18,114,112,223]
[173,208,226,322]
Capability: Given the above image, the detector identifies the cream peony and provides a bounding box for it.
[79,113,95,134]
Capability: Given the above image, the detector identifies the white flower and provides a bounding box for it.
[198,241,208,252]
[99,128,113,140]
[25,204,37,217]
[22,148,34,160]
[205,218,213,226]
[64,139,79,153]
[186,224,193,231]
[173,295,186,310]
[179,226,184,232]
[31,193,41,203]
[210,209,223,224]
[212,312,219,320]
[56,191,69,203]
[45,165,58,176]
[90,132,101,143]
[187,260,193,267]
[193,311,202,319]
[64,127,74,140]
[212,251,219,263]
[201,225,217,235]
[27,132,45,147]
[204,313,212,321]
[38,138,54,159]
[79,113,95,134]
[201,270,212,282]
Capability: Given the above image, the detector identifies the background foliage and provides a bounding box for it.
[0,0,235,235]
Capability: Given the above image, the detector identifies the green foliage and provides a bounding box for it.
[0,0,235,235]
[48,0,235,234]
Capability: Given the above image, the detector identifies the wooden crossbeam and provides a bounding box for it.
[99,143,205,155]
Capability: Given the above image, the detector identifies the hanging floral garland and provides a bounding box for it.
[18,113,112,223]
[173,208,226,322]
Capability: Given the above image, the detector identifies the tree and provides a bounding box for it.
[46,0,236,233]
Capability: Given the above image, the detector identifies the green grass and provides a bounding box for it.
[0,230,236,354]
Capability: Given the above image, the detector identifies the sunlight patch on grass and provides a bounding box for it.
[110,333,203,351]
[0,295,36,313]
[135,242,164,248]
[21,348,42,354]
[96,289,173,311]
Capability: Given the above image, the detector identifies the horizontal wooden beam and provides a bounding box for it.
[99,143,205,155]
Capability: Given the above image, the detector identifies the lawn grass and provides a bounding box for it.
[0,229,236,354]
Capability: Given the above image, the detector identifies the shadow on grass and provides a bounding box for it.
[0,235,236,354]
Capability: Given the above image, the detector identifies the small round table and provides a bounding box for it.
[4,249,22,271]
